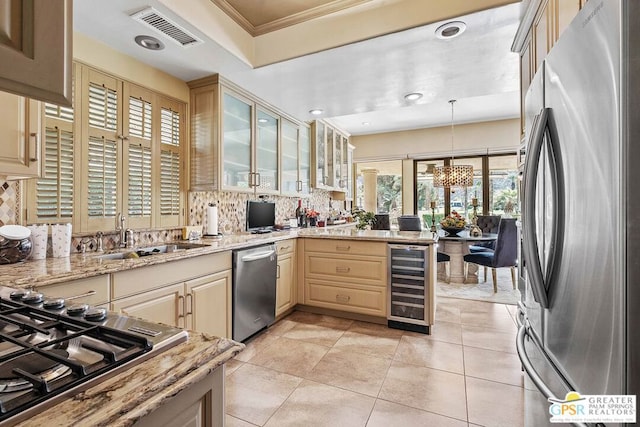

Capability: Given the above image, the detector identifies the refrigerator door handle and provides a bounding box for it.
[517,325,588,427]
[523,109,550,308]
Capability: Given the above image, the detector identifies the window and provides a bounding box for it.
[355,160,402,225]
[488,154,519,217]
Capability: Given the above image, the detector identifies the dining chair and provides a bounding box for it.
[437,251,451,283]
[469,215,501,253]
[463,218,517,292]
[397,215,422,231]
[371,214,390,230]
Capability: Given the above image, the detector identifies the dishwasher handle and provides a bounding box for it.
[241,250,276,262]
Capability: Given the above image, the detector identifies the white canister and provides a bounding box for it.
[27,224,48,260]
[51,223,72,258]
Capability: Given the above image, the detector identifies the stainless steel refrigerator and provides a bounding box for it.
[518,1,639,426]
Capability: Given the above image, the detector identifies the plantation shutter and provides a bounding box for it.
[88,83,117,131]
[127,95,153,218]
[87,136,118,217]
[35,124,74,219]
[159,103,182,225]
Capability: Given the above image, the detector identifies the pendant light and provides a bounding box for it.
[433,100,474,188]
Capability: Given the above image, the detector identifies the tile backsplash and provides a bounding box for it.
[189,190,343,234]
[0,179,20,226]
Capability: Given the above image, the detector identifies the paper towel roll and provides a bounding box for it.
[206,204,219,236]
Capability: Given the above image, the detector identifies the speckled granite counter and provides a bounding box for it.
[297,227,439,244]
[15,333,244,427]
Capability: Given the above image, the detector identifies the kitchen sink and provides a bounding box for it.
[96,242,210,260]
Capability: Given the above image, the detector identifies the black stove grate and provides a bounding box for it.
[0,297,153,421]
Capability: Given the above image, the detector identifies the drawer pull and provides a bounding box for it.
[64,290,97,301]
[335,294,351,303]
[335,266,350,273]
[280,245,291,251]
[336,245,351,251]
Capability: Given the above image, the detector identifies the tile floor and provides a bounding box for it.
[225,297,523,427]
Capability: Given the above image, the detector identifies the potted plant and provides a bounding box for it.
[352,209,376,230]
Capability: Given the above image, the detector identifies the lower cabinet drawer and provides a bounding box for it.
[305,279,386,317]
[37,275,110,305]
[305,254,386,286]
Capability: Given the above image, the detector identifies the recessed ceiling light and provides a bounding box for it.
[362,122,371,126]
[404,93,423,101]
[435,21,467,39]
[134,35,165,50]
[309,109,323,115]
[257,118,269,123]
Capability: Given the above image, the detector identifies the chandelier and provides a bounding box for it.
[433,100,474,188]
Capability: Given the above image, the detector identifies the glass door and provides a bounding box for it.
[313,121,326,188]
[326,126,334,189]
[299,124,311,195]
[221,90,252,190]
[333,131,342,189]
[255,107,279,193]
[281,118,298,195]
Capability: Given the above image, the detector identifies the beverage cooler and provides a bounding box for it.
[387,244,436,334]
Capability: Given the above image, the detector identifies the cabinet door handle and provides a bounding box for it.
[277,264,281,279]
[185,293,193,316]
[297,180,302,192]
[29,132,39,162]
[177,295,185,327]
[255,172,261,187]
[335,294,350,303]
[336,245,350,251]
[335,266,350,273]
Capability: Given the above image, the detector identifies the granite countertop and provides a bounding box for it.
[297,227,439,244]
[16,333,244,427]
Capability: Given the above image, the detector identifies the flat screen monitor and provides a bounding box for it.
[246,200,276,233]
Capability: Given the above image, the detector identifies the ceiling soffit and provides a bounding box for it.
[209,0,371,36]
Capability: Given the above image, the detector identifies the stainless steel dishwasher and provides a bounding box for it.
[232,243,277,342]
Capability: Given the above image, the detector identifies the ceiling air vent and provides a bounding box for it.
[130,7,202,47]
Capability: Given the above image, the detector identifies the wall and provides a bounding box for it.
[350,118,520,161]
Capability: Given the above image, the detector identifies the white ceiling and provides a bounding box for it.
[73,1,522,136]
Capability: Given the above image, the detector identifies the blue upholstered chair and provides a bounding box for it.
[469,215,501,253]
[371,214,390,230]
[437,251,451,283]
[463,218,517,292]
[397,215,422,231]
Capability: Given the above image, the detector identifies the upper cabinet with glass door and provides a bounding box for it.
[254,108,279,194]
[221,89,253,191]
[281,121,311,197]
[310,120,352,191]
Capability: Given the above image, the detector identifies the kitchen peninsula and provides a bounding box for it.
[0,227,438,425]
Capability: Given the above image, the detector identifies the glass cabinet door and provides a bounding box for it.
[334,132,342,189]
[342,136,349,191]
[326,127,334,189]
[281,119,299,195]
[222,91,252,189]
[255,108,279,192]
[346,144,354,200]
[314,122,326,188]
[299,124,311,195]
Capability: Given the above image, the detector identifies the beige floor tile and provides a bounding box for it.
[333,330,400,359]
[367,399,468,427]
[378,361,467,421]
[264,380,375,427]
[226,363,303,426]
[234,332,281,362]
[435,302,462,324]
[393,335,464,374]
[347,320,405,338]
[466,376,524,427]
[267,318,299,336]
[306,347,391,397]
[225,359,244,376]
[405,320,463,345]
[286,311,354,330]
[462,324,518,353]
[282,322,346,347]
[460,306,517,331]
[463,346,524,387]
[225,414,259,427]
[247,336,330,377]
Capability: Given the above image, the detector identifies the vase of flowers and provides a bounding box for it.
[306,209,319,227]
[440,210,467,236]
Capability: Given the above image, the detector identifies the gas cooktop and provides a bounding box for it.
[0,286,188,426]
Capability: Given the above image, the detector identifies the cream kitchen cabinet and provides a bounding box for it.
[0,91,43,178]
[190,75,306,195]
[111,252,232,337]
[281,119,311,196]
[0,0,72,105]
[276,239,296,317]
[302,238,387,317]
[36,275,110,306]
[311,120,351,191]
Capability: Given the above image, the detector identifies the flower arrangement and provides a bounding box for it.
[440,210,467,228]
[306,209,319,218]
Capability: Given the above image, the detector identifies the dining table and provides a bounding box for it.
[437,229,498,284]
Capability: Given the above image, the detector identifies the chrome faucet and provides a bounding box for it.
[95,231,104,253]
[79,237,97,254]
[118,213,127,248]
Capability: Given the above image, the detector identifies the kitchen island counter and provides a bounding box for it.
[297,227,439,244]
[16,332,244,427]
